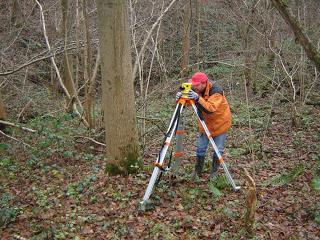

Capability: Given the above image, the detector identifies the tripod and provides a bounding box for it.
[140,96,240,209]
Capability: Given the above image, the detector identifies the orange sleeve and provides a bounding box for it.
[197,93,223,113]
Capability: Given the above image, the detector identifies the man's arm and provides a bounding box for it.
[197,93,223,114]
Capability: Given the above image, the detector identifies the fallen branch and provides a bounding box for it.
[0,120,36,133]
[0,129,31,148]
[74,135,106,147]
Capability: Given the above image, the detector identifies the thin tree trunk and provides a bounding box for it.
[75,0,80,89]
[0,91,7,130]
[195,0,202,71]
[82,0,94,127]
[97,0,140,175]
[61,0,76,113]
[242,0,258,92]
[11,0,23,27]
[271,0,320,72]
[267,29,276,66]
[82,0,92,79]
[181,1,191,77]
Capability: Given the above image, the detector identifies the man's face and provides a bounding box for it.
[192,82,206,94]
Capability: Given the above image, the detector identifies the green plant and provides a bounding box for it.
[0,143,10,151]
[207,176,228,199]
[27,155,42,167]
[0,193,15,206]
[315,212,320,225]
[114,224,128,237]
[311,177,320,191]
[188,187,201,199]
[208,185,222,198]
[271,164,305,186]
[210,175,228,189]
[150,222,174,239]
[0,157,16,171]
[0,207,19,228]
[66,184,78,198]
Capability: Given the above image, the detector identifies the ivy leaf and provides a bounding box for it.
[208,185,222,198]
[311,177,320,191]
[315,213,320,225]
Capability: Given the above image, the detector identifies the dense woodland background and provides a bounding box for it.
[0,0,319,239]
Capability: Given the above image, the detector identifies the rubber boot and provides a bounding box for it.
[192,156,205,178]
[209,156,220,179]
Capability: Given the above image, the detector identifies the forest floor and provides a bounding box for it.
[0,93,319,240]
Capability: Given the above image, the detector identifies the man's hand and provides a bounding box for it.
[188,90,199,101]
[175,92,182,101]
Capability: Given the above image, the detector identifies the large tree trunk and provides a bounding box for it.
[97,0,141,175]
[181,1,191,77]
[271,0,320,72]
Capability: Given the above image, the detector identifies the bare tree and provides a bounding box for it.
[271,0,320,72]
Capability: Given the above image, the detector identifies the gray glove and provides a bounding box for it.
[188,90,199,100]
[175,92,182,101]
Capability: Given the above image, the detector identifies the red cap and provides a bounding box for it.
[189,72,208,85]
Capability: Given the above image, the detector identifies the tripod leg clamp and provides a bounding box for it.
[153,162,166,171]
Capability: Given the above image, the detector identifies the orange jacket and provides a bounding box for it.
[196,81,232,137]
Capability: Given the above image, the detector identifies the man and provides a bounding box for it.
[176,72,232,178]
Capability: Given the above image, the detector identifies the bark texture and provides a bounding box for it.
[96,0,140,175]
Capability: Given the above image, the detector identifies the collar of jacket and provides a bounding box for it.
[202,81,213,100]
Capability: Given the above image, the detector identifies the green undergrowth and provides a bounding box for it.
[1,90,319,238]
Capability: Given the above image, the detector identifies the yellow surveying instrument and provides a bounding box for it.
[139,83,240,211]
[180,82,192,98]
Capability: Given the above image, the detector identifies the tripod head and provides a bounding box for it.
[180,82,192,98]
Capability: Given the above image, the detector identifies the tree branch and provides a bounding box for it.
[132,0,178,80]
[270,0,320,72]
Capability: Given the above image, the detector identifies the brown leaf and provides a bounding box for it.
[83,226,94,234]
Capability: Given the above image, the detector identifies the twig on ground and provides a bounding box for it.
[0,120,36,133]
[74,135,106,147]
[136,116,163,122]
[0,130,32,148]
